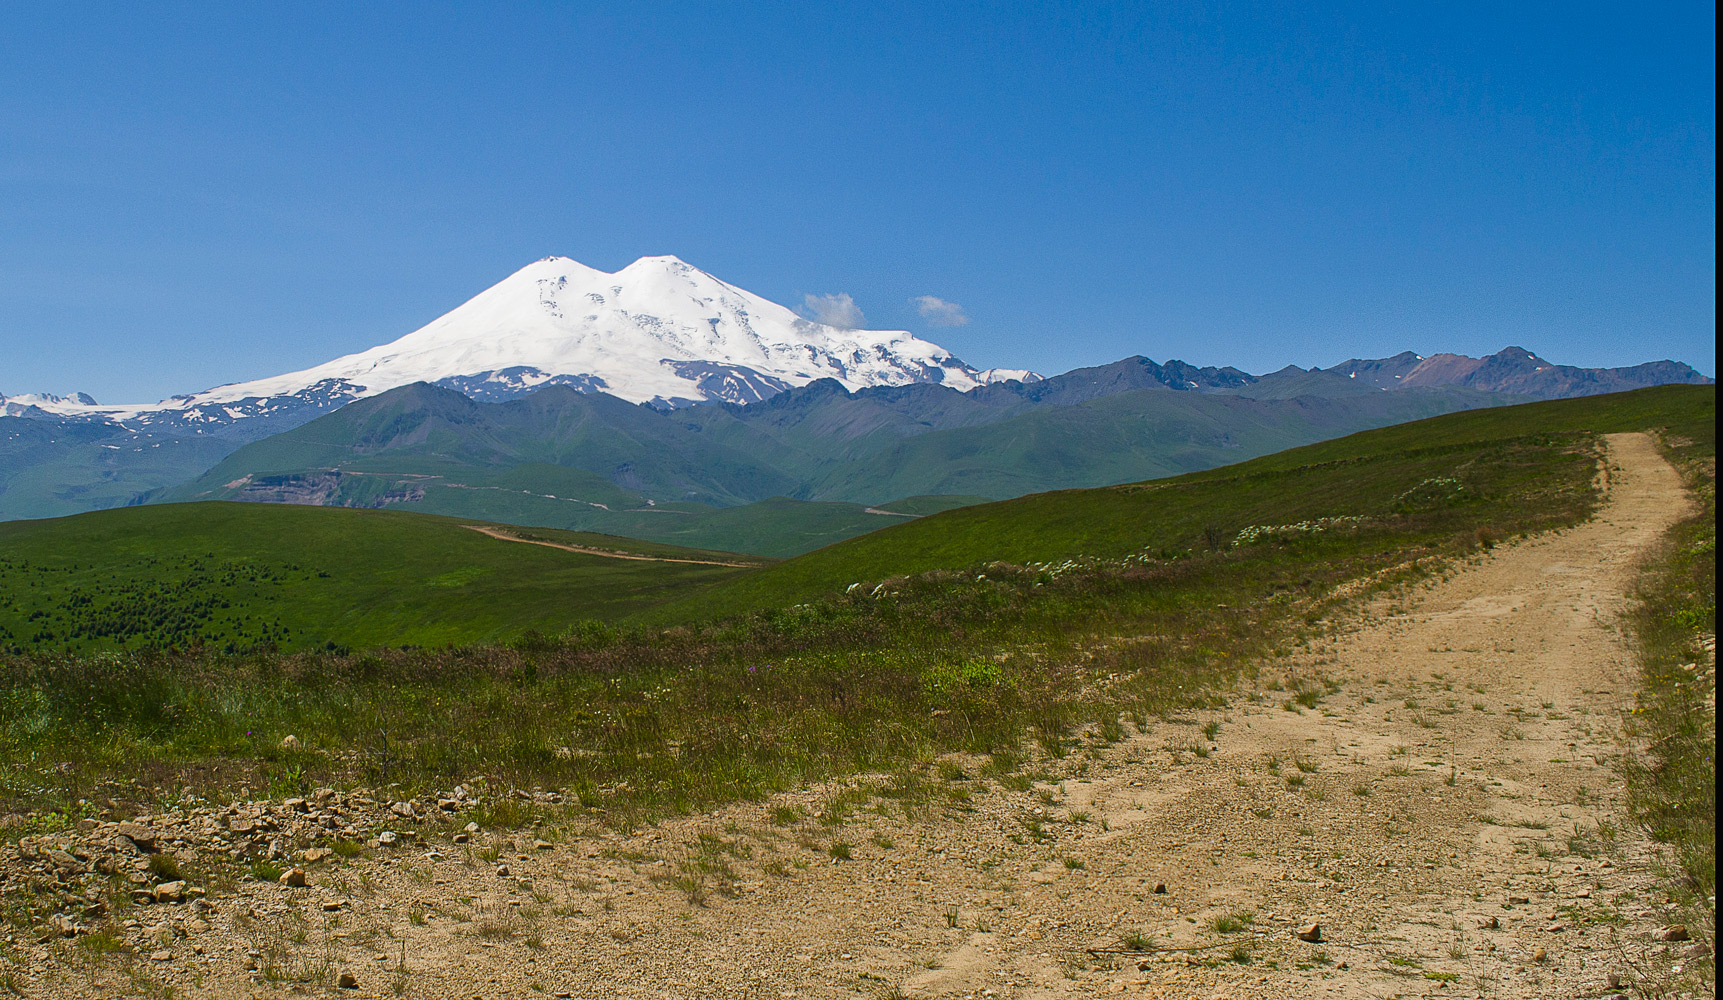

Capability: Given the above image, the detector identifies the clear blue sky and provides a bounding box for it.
[1,2,1714,403]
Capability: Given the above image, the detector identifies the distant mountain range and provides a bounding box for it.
[1,254,1711,539]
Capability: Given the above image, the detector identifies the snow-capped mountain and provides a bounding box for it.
[974,368,1044,385]
[15,256,994,432]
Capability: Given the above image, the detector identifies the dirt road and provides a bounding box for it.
[462,523,759,567]
[31,433,1697,998]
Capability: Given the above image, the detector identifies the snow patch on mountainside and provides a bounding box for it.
[976,368,1045,385]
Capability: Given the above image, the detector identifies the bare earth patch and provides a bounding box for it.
[16,433,1703,998]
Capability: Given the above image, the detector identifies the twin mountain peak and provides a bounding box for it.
[2,256,1710,439]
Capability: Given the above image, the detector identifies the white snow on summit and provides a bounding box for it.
[22,256,987,422]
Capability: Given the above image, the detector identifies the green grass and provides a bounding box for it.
[0,504,752,654]
[260,462,991,558]
[1620,414,1714,988]
[0,386,1709,839]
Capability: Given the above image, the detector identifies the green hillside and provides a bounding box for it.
[801,386,1508,500]
[654,384,1715,621]
[152,378,1514,557]
[0,385,1708,827]
[0,417,235,520]
[0,503,754,654]
[161,458,988,558]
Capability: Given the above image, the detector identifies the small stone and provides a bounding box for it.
[281,735,300,750]
[45,848,87,874]
[1605,972,1622,988]
[303,847,333,863]
[1684,941,1711,958]
[377,831,399,847]
[1296,922,1323,943]
[1533,947,1548,962]
[533,839,553,851]
[337,971,359,989]
[151,949,172,962]
[131,889,155,905]
[464,821,480,834]
[322,899,347,912]
[153,881,186,903]
[279,867,307,887]
[1545,922,1566,933]
[228,818,256,834]
[283,797,307,811]
[115,822,156,850]
[1656,925,1690,942]
[390,801,416,818]
[1477,916,1499,929]
[1152,883,1167,894]
[453,833,470,844]
[1506,895,1529,905]
[495,865,510,877]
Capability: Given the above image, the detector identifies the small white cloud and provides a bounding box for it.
[912,295,969,327]
[800,292,866,329]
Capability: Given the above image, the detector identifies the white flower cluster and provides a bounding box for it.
[1392,476,1465,507]
[1022,547,1171,580]
[842,547,1180,599]
[1233,516,1364,546]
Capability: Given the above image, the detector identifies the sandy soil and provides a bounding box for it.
[24,432,1701,999]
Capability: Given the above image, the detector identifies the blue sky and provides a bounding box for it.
[1,2,1714,402]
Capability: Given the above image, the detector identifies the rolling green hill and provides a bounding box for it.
[155,377,1515,556]
[652,384,1715,621]
[0,503,755,654]
[6,386,1707,658]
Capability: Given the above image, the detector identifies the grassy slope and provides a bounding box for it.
[350,470,989,557]
[802,386,1511,501]
[159,379,1514,512]
[1621,408,1715,989]
[0,503,750,654]
[2,387,1707,830]
[657,385,1715,622]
